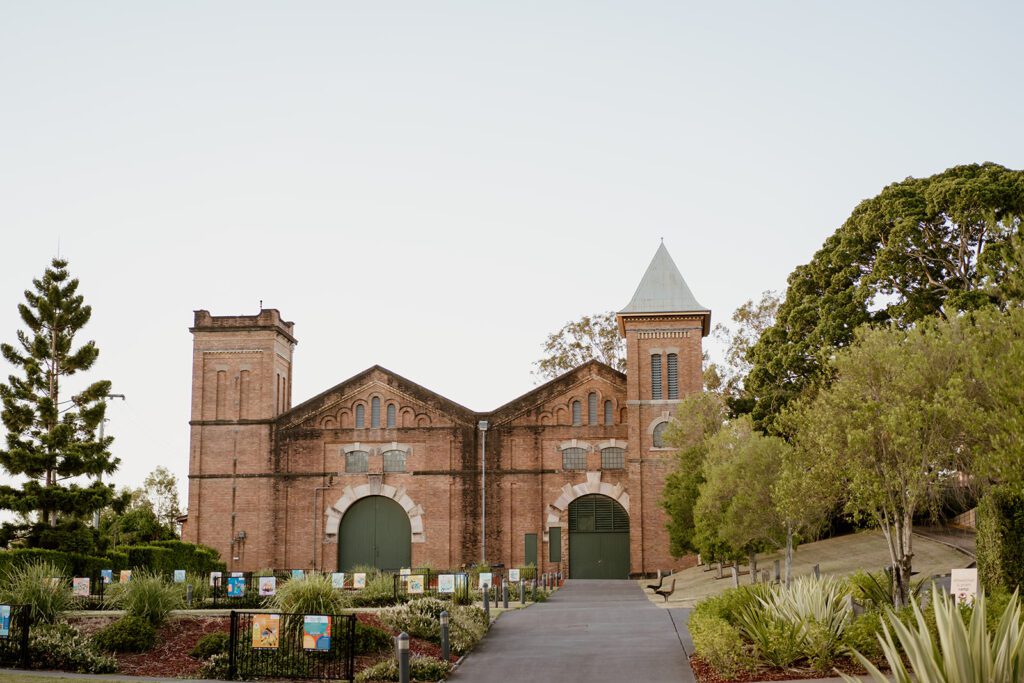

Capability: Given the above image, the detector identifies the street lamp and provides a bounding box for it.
[478,420,488,565]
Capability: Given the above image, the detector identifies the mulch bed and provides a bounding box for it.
[689,655,873,683]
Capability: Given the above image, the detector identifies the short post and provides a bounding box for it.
[813,564,820,580]
[440,611,450,662]
[761,569,769,584]
[502,580,509,608]
[520,579,526,605]
[482,584,490,621]
[531,579,537,601]
[186,583,193,608]
[396,632,410,683]
[774,559,781,583]
[731,565,739,588]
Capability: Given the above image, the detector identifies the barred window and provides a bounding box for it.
[588,392,597,425]
[571,400,582,426]
[604,400,613,425]
[386,403,396,428]
[562,447,587,470]
[355,404,365,429]
[667,353,679,400]
[371,397,381,428]
[653,422,669,448]
[345,450,369,473]
[383,449,406,472]
[601,447,625,469]
[651,354,663,400]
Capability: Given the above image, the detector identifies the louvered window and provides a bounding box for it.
[651,354,663,400]
[569,494,629,533]
[587,392,597,425]
[601,447,625,469]
[562,447,587,471]
[355,404,365,429]
[653,421,669,448]
[571,401,582,426]
[386,404,396,428]
[667,353,679,399]
[345,450,369,473]
[383,449,406,472]
[604,400,613,425]
[371,397,380,428]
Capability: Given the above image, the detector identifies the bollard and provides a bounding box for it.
[440,611,450,662]
[502,580,509,609]
[762,569,769,584]
[774,559,781,583]
[520,578,526,605]
[813,564,820,580]
[396,632,410,683]
[482,584,490,621]
[186,583,193,608]
[531,579,536,602]
[731,565,739,588]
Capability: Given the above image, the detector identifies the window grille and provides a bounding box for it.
[651,354,663,400]
[355,404,365,429]
[345,450,369,473]
[653,422,669,448]
[604,400,613,425]
[371,397,381,428]
[382,449,406,472]
[667,353,679,399]
[386,404,396,428]
[601,447,625,469]
[571,400,582,426]
[562,447,587,470]
[588,392,597,425]
[569,494,629,533]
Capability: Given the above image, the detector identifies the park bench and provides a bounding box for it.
[654,579,676,603]
[646,571,668,591]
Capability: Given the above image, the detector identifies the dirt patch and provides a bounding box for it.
[689,655,873,683]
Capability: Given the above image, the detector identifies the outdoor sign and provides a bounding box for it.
[227,576,245,597]
[438,574,455,594]
[951,567,979,606]
[251,613,280,649]
[231,571,244,578]
[478,572,493,589]
[173,570,186,583]
[119,570,132,583]
[508,569,520,583]
[258,576,277,596]
[209,571,222,587]
[100,569,112,584]
[72,577,90,598]
[331,572,345,589]
[292,569,306,580]
[353,573,366,589]
[0,605,9,639]
[408,575,425,594]
[303,615,331,651]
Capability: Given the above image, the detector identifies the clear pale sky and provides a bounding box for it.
[2,2,1023,507]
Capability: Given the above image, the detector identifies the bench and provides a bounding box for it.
[654,579,675,602]
[646,571,668,592]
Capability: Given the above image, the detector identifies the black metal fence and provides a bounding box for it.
[228,610,356,681]
[0,605,30,669]
[390,570,471,601]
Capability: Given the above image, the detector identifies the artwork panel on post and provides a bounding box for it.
[72,577,90,598]
[173,570,186,583]
[478,572,492,589]
[258,576,277,596]
[331,572,345,589]
[119,570,132,584]
[303,615,331,651]
[251,613,280,649]
[209,571,222,587]
[100,569,112,584]
[353,573,366,589]
[508,569,520,583]
[408,575,424,594]
[0,605,9,639]
[292,569,306,580]
[227,576,245,597]
[438,574,455,594]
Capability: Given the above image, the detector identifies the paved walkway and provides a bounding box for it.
[449,580,695,683]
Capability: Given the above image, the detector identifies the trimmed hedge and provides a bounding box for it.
[0,541,224,579]
[147,540,225,574]
[977,486,1024,593]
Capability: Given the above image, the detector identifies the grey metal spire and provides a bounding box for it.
[619,242,709,315]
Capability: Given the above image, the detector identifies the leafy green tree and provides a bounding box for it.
[747,163,1024,432]
[142,466,183,531]
[0,258,119,550]
[534,312,625,380]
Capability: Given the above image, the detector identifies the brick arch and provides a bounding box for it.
[324,484,426,544]
[544,471,629,532]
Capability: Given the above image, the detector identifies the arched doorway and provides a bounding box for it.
[338,495,411,571]
[568,494,630,579]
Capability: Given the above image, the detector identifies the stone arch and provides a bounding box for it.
[544,471,629,538]
[415,414,431,427]
[320,414,337,429]
[324,483,425,544]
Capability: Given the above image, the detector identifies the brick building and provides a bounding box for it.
[181,243,710,578]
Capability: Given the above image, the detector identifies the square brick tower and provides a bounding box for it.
[617,242,710,571]
[182,309,297,569]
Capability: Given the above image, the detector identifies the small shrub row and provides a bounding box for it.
[378,597,487,655]
[29,622,117,673]
[92,615,157,653]
[355,654,451,682]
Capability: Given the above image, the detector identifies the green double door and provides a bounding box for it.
[568,494,630,579]
[338,496,412,572]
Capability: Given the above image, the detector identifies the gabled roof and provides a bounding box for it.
[619,242,709,315]
[488,359,626,427]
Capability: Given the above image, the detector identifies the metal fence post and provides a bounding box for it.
[502,580,509,608]
[397,632,410,683]
[228,611,238,680]
[440,611,450,662]
[18,606,29,669]
[482,584,490,621]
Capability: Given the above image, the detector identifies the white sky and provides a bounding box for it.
[2,1,1023,509]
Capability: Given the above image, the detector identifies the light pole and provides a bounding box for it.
[478,420,488,565]
[93,394,126,528]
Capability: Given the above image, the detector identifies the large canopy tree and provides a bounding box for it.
[0,258,120,550]
[533,311,625,380]
[746,163,1024,432]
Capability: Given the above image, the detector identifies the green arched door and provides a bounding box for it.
[568,494,630,579]
[338,496,412,571]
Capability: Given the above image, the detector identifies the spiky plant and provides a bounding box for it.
[107,570,183,624]
[0,560,77,624]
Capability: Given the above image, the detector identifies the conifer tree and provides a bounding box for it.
[0,258,119,550]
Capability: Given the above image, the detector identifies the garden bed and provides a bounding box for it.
[689,654,871,683]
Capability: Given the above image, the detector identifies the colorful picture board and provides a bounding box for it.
[407,575,424,594]
[291,569,306,580]
[100,569,112,584]
[251,613,280,649]
[353,573,366,589]
[508,569,520,583]
[478,572,492,589]
[72,577,90,598]
[258,576,277,596]
[227,576,245,597]
[438,574,455,594]
[331,572,345,589]
[173,570,186,583]
[119,570,132,584]
[303,615,331,651]
[0,605,9,639]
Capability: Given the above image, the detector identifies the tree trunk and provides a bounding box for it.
[749,551,758,584]
[784,524,794,588]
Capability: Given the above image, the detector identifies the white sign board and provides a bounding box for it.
[951,567,979,606]
[508,569,520,583]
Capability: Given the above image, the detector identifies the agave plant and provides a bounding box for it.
[842,587,1024,683]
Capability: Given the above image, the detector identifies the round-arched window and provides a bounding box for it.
[652,421,669,448]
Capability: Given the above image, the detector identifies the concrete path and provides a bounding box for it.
[449,580,695,683]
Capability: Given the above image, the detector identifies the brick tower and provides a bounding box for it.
[617,242,710,572]
[182,309,297,570]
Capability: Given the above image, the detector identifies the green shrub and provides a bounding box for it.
[448,605,487,654]
[106,570,183,624]
[688,612,752,678]
[183,572,211,605]
[147,540,226,575]
[378,599,487,655]
[842,611,884,660]
[355,654,452,682]
[691,584,766,625]
[190,631,230,659]
[352,570,400,607]
[265,571,351,614]
[199,652,230,679]
[92,615,157,653]
[0,560,78,624]
[977,486,1024,593]
[121,545,174,574]
[354,621,393,655]
[28,621,117,673]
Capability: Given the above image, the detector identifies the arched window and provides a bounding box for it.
[653,421,669,448]
[604,400,614,425]
[386,404,396,428]
[383,449,406,472]
[651,354,663,400]
[371,397,381,428]
[571,400,582,426]
[667,353,679,400]
[587,392,597,425]
[355,404,365,429]
[601,447,625,469]
[345,450,369,473]
[562,447,587,471]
